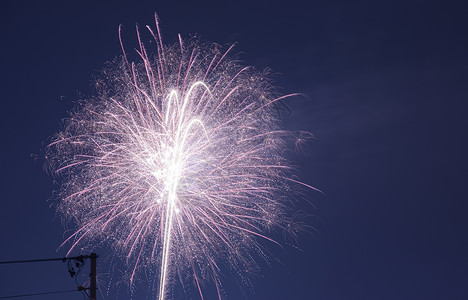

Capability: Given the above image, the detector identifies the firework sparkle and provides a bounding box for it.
[47,14,315,300]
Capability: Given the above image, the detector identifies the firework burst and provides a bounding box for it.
[48,14,314,300]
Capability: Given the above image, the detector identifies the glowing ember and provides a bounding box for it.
[47,14,314,300]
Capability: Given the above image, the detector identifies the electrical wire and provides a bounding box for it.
[0,254,97,299]
[0,255,89,265]
[0,288,80,298]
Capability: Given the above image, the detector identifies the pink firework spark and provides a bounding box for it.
[48,14,315,300]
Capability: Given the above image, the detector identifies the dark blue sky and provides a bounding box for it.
[1,0,467,299]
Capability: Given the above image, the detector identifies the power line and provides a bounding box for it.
[0,254,98,300]
[0,255,90,265]
[0,288,81,299]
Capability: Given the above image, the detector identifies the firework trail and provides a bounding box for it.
[48,14,314,300]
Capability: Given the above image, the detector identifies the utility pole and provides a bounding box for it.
[90,253,97,300]
[0,253,99,299]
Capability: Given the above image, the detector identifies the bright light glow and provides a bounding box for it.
[48,14,313,300]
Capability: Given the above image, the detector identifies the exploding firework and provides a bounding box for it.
[47,14,314,300]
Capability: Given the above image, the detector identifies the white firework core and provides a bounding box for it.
[48,16,310,300]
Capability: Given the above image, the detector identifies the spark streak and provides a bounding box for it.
[48,14,313,300]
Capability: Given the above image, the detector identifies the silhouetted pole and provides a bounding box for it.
[90,253,97,300]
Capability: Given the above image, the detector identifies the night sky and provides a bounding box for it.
[1,1,467,299]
